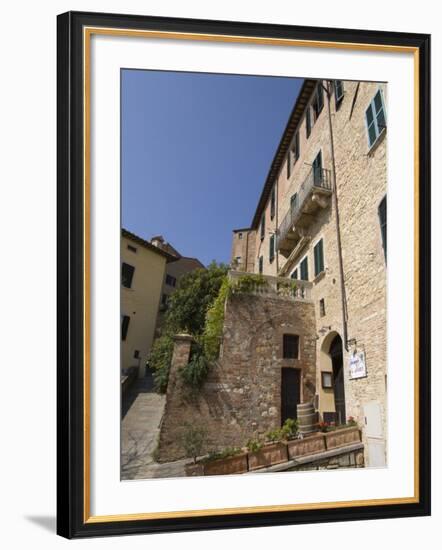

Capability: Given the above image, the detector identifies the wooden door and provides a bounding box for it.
[281,368,301,425]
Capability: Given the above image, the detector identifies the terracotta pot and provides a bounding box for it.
[324,426,361,450]
[248,442,288,471]
[203,453,249,476]
[287,433,326,459]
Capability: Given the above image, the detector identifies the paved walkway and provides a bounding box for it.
[121,375,187,480]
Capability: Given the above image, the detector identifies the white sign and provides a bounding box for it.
[349,351,367,379]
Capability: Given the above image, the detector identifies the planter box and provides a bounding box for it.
[248,442,288,471]
[185,462,205,477]
[287,433,326,459]
[203,453,248,476]
[325,426,361,450]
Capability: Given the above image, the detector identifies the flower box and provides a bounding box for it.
[203,452,249,476]
[248,442,288,471]
[324,426,361,450]
[287,433,326,459]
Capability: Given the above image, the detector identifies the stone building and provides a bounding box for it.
[150,235,204,332]
[157,79,387,469]
[229,79,387,467]
[121,229,176,380]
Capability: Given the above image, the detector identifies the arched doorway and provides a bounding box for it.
[329,335,346,425]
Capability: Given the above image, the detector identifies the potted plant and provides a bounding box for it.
[247,426,289,471]
[202,447,248,476]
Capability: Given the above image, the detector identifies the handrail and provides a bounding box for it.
[228,271,312,301]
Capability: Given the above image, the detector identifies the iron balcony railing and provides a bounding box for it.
[276,167,332,250]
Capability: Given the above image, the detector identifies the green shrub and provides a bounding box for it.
[201,277,231,361]
[280,418,299,440]
[231,274,268,294]
[180,343,211,388]
[203,447,242,463]
[181,423,207,464]
[150,335,174,393]
[246,439,263,453]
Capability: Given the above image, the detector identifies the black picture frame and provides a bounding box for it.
[57,10,431,539]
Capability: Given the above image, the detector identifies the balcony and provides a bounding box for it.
[276,167,332,257]
[228,271,312,301]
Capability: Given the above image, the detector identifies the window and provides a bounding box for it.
[127,244,137,253]
[283,334,299,359]
[290,193,298,212]
[314,238,325,276]
[291,268,298,280]
[378,195,387,262]
[122,263,135,288]
[365,89,387,148]
[258,256,263,274]
[270,187,276,220]
[319,298,326,317]
[293,132,300,163]
[334,80,344,107]
[133,350,140,359]
[269,235,275,263]
[238,232,243,240]
[312,151,323,186]
[300,256,309,281]
[260,214,265,240]
[121,315,130,341]
[165,274,177,287]
[286,152,291,179]
[306,107,311,138]
[312,83,324,120]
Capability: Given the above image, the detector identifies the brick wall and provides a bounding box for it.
[157,293,316,462]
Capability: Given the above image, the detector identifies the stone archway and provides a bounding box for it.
[319,331,346,425]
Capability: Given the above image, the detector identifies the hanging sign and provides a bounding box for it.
[349,351,367,379]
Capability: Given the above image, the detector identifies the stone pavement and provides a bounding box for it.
[121,375,187,480]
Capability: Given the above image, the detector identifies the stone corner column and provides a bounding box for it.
[167,333,194,390]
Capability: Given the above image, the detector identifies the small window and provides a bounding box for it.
[306,108,311,138]
[314,238,325,276]
[365,89,387,148]
[127,244,137,253]
[270,187,276,220]
[122,263,135,288]
[319,298,326,317]
[312,84,324,121]
[283,334,299,359]
[269,235,275,263]
[312,151,323,186]
[260,214,265,241]
[286,152,291,179]
[290,193,298,212]
[300,256,308,281]
[258,256,263,274]
[121,315,130,341]
[378,195,387,262]
[165,274,177,287]
[238,232,243,240]
[334,80,344,107]
[293,132,300,163]
[291,268,298,280]
[161,293,168,306]
[133,350,140,359]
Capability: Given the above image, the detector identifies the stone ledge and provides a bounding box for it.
[247,442,364,473]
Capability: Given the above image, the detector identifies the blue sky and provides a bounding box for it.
[122,69,302,266]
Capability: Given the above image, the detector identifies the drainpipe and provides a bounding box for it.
[323,80,349,351]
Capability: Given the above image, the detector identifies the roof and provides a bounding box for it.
[122,229,178,262]
[179,256,205,269]
[250,79,318,229]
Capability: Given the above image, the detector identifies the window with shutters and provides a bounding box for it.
[269,235,275,263]
[334,80,344,107]
[270,187,276,220]
[290,193,298,212]
[258,256,263,274]
[378,195,387,262]
[365,89,387,148]
[300,256,309,281]
[306,107,311,138]
[312,84,324,121]
[293,131,300,164]
[291,268,298,280]
[314,238,325,276]
[121,315,130,341]
[283,334,299,359]
[312,151,323,186]
[122,263,135,288]
[260,214,265,240]
[286,152,291,179]
[319,298,326,317]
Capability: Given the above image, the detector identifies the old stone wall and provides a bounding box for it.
[157,293,316,462]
